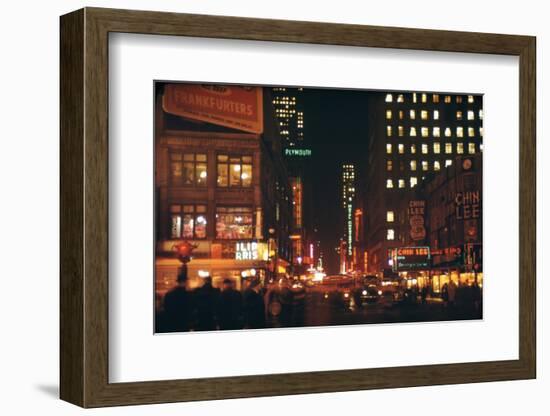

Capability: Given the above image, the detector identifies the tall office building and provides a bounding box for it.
[272,87,305,148]
[341,164,356,272]
[364,91,483,275]
[272,87,315,270]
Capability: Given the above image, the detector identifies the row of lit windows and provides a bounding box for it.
[387,158,454,174]
[385,93,477,104]
[386,109,483,121]
[386,142,478,156]
[170,205,254,240]
[387,125,483,138]
[169,153,253,188]
[386,176,424,189]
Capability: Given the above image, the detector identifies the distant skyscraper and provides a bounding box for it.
[342,164,356,269]
[272,87,304,148]
[272,87,314,268]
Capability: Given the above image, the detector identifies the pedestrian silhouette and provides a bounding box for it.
[243,279,266,329]
[217,278,243,330]
[162,269,191,332]
[193,276,220,331]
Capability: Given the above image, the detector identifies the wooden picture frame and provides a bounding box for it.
[60,7,536,408]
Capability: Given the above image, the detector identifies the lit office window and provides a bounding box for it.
[445,143,452,154]
[410,144,416,154]
[433,142,441,154]
[469,143,476,154]
[385,94,393,102]
[410,127,417,136]
[445,159,453,167]
[398,144,405,154]
[413,93,418,103]
[433,127,441,137]
[456,110,463,120]
[410,109,416,120]
[421,93,427,103]
[456,96,463,103]
[398,126,404,136]
[479,127,484,137]
[433,110,440,120]
[387,229,395,240]
[421,127,429,137]
[386,143,392,154]
[387,211,395,222]
[421,110,428,120]
[444,95,452,103]
[468,127,475,137]
[433,94,440,103]
[444,127,452,137]
[386,110,392,120]
[397,94,404,103]
[387,160,393,171]
[479,109,484,120]
[468,95,475,103]
[422,144,428,154]
[467,110,475,120]
[410,177,418,188]
[386,179,394,189]
[434,161,441,171]
[457,143,464,154]
[457,127,464,138]
[422,161,428,171]
[170,152,207,187]
[398,179,405,188]
[387,126,392,137]
[410,160,417,171]
[217,155,252,187]
[398,110,404,120]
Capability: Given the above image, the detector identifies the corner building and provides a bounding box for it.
[364,91,483,276]
[154,84,292,296]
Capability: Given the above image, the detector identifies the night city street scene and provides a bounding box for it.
[154,83,483,333]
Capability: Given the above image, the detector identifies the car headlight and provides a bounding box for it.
[344,293,349,298]
[378,290,383,295]
[362,290,367,296]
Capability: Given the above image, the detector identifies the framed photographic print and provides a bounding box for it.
[60,7,536,408]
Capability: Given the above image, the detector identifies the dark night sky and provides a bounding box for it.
[298,87,371,274]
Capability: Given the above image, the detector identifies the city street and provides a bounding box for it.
[266,288,482,329]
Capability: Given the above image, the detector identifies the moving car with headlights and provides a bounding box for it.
[354,284,381,306]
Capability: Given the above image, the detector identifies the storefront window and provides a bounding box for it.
[170,204,207,239]
[216,207,253,239]
[217,154,252,187]
[170,152,207,187]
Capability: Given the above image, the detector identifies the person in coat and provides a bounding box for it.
[217,278,243,330]
[162,269,192,332]
[243,279,266,329]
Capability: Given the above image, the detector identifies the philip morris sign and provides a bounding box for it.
[163,84,264,134]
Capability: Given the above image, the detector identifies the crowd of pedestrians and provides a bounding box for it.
[156,270,266,332]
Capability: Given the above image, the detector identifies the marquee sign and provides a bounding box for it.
[391,246,431,271]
